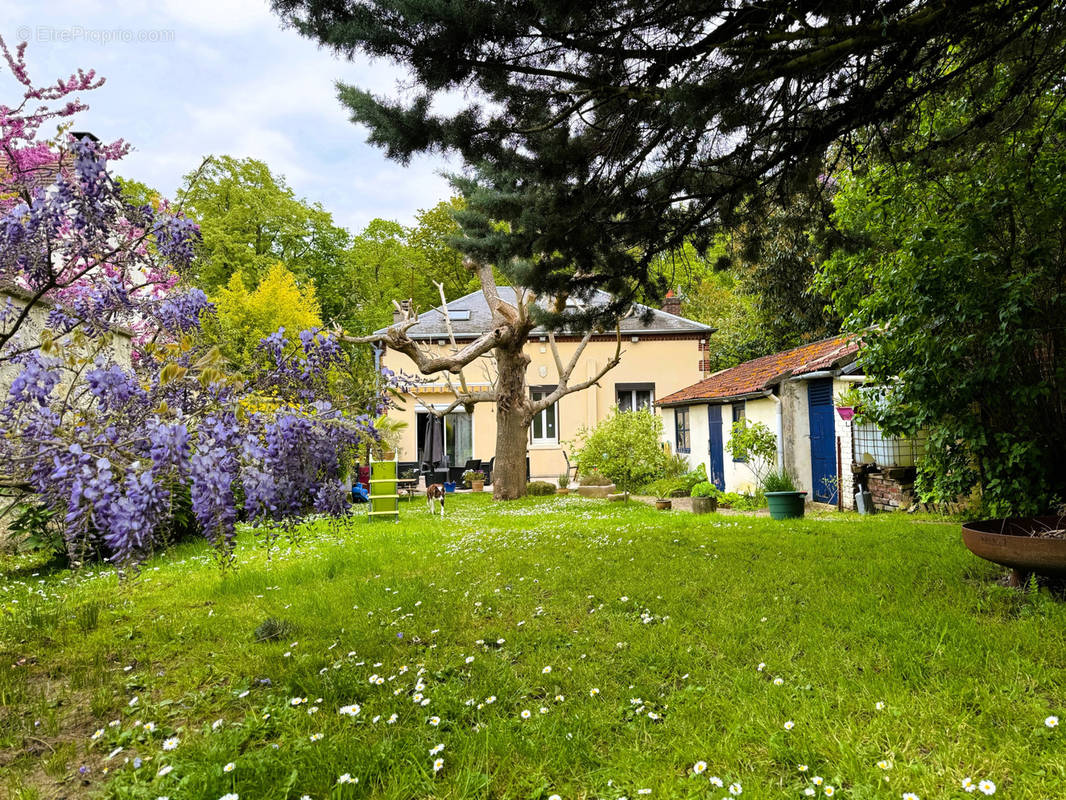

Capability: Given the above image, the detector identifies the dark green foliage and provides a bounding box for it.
[525,481,556,496]
[273,0,1066,329]
[8,499,64,556]
[820,79,1066,515]
[254,618,297,643]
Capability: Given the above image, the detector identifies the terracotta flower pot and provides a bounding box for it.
[655,499,672,510]
[471,480,485,492]
[556,487,569,495]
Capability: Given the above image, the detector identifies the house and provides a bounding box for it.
[656,335,864,505]
[377,288,713,479]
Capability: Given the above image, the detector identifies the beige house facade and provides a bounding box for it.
[378,289,712,479]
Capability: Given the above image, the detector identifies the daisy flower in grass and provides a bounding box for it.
[219,794,239,800]
[589,687,600,697]
[337,773,357,784]
[520,709,532,719]
[339,704,361,716]
[540,706,550,714]
[875,701,885,710]
[812,776,823,786]
[902,794,920,800]
[433,757,444,773]
[162,737,179,751]
[798,765,809,772]
[638,790,651,796]
[877,760,892,770]
[978,780,996,795]
[962,778,976,793]
[91,728,104,741]
[549,795,562,800]
[145,722,157,733]
[773,678,784,686]
[709,776,723,787]
[1046,715,1059,728]
[223,762,235,773]
[692,761,707,775]
[430,743,444,755]
[543,665,552,674]
[429,716,441,726]
[157,765,173,777]
[465,656,474,663]
[290,697,306,706]
[783,720,795,730]
[729,782,742,795]
[310,733,323,742]
[824,787,835,797]
[804,790,816,797]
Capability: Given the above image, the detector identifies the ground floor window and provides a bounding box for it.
[616,383,654,412]
[675,407,691,453]
[530,387,559,444]
[416,410,473,465]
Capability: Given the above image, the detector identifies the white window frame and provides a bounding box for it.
[616,383,655,412]
[530,387,559,445]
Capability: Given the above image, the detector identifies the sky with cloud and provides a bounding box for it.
[1,0,459,232]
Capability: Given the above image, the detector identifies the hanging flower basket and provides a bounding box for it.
[836,406,855,421]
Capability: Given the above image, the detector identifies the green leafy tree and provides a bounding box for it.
[206,262,323,369]
[180,156,353,324]
[818,82,1066,514]
[575,409,667,496]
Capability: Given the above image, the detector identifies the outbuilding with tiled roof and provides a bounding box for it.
[657,335,864,506]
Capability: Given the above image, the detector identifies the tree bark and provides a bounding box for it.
[492,336,532,500]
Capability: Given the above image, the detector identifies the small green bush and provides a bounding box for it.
[526,481,556,496]
[575,409,667,494]
[763,469,798,493]
[690,481,720,498]
[719,491,767,510]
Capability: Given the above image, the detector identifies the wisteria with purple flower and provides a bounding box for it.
[0,36,402,569]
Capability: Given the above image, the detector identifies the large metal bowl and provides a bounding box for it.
[961,516,1066,577]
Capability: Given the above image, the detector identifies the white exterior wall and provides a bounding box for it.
[663,377,860,505]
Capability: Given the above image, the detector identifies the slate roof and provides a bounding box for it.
[657,334,860,406]
[374,287,713,339]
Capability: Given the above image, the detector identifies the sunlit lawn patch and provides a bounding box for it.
[2,495,1065,799]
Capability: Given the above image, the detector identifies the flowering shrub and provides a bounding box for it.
[0,37,402,568]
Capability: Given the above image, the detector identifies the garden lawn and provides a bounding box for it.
[3,495,1066,800]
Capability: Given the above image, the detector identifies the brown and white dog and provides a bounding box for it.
[426,483,446,516]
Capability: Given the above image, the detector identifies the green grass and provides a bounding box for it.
[2,495,1066,799]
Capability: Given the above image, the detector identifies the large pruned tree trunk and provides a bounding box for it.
[491,335,532,500]
[344,259,622,499]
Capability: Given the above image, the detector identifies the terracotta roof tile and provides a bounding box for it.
[657,335,859,406]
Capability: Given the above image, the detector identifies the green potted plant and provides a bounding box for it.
[462,469,486,492]
[834,386,863,421]
[557,473,570,495]
[690,481,719,514]
[762,468,806,520]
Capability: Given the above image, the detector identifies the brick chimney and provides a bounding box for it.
[661,290,681,316]
[392,298,413,325]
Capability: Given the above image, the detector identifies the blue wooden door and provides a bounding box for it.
[707,405,725,491]
[808,379,837,503]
